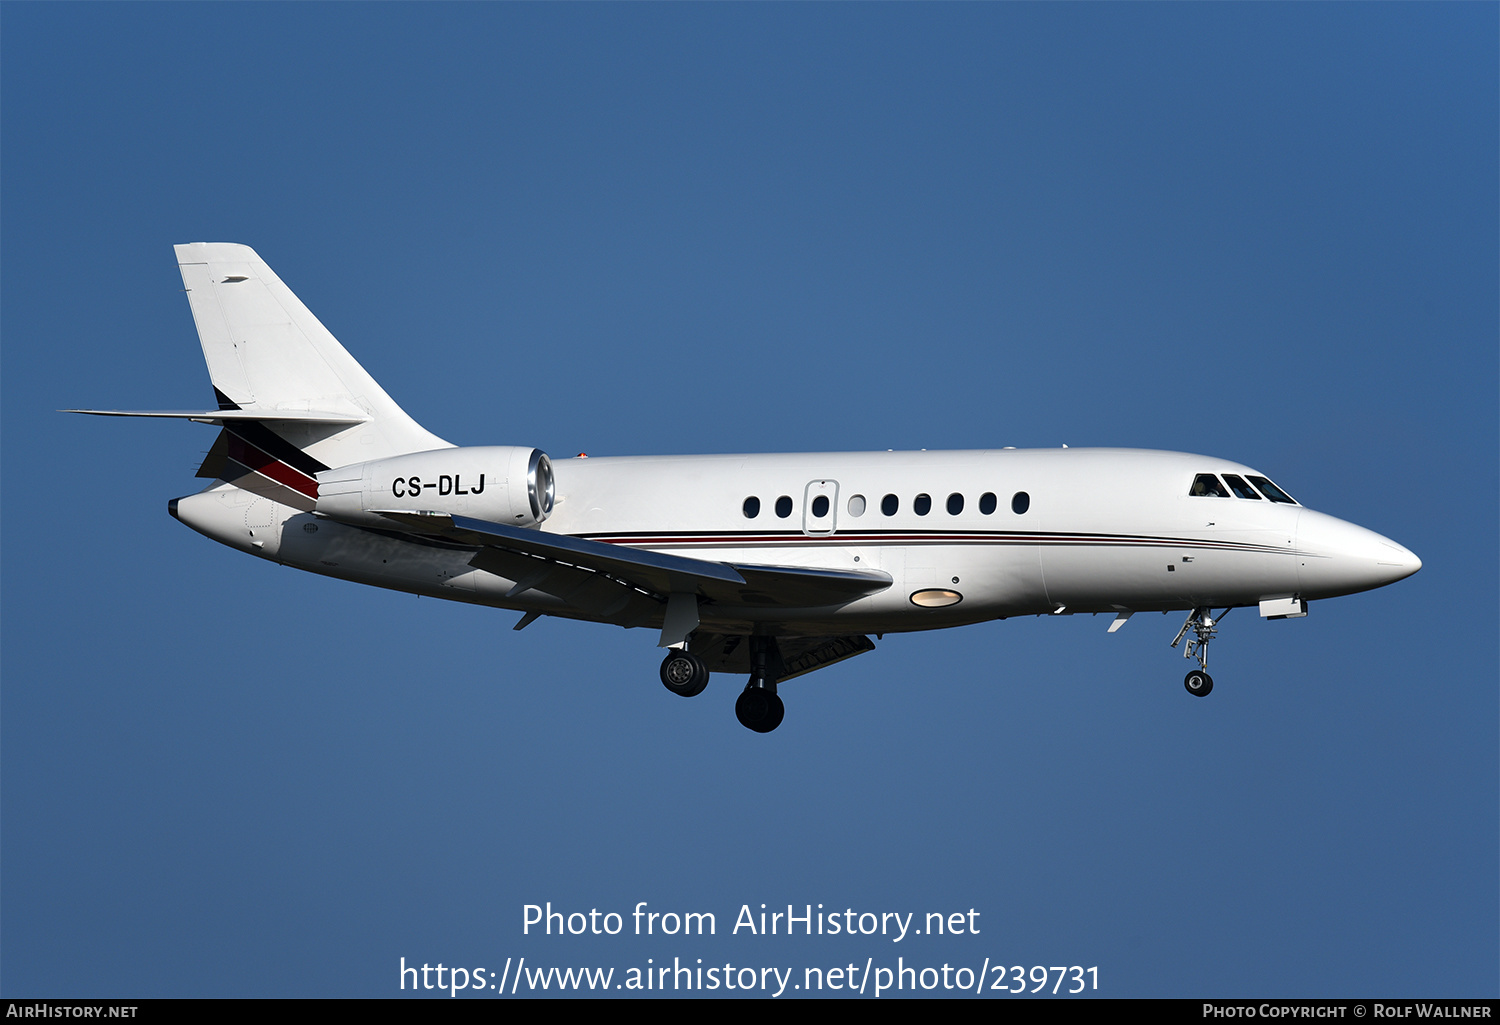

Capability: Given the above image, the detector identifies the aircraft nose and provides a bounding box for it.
[1296,509,1421,598]
[1373,538,1422,582]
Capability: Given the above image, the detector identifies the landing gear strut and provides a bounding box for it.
[1171,607,1228,697]
[660,650,709,697]
[735,637,785,732]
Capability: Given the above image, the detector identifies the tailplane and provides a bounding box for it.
[72,244,452,510]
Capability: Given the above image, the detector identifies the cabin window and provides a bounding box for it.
[1190,474,1230,498]
[742,496,760,518]
[979,492,997,514]
[914,493,932,516]
[775,495,793,518]
[881,494,899,516]
[1222,474,1261,500]
[1012,491,1030,514]
[847,494,867,517]
[1247,475,1298,504]
[811,495,829,518]
[947,493,964,515]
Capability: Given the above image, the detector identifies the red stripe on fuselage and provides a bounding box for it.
[579,532,1294,555]
[225,434,318,498]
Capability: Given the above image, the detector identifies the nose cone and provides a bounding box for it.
[1295,509,1421,599]
[1374,539,1422,582]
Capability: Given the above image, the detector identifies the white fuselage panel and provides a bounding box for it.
[171,447,1420,638]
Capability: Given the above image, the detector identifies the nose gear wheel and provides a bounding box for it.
[1171,607,1230,695]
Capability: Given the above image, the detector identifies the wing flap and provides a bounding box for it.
[468,546,638,617]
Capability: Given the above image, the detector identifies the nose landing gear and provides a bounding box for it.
[1171,607,1227,697]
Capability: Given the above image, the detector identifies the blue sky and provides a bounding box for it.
[3,3,1495,998]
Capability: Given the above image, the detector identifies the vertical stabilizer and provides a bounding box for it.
[174,242,451,471]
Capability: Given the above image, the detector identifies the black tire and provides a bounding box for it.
[735,687,785,732]
[1184,669,1214,697]
[660,651,709,697]
[761,692,785,732]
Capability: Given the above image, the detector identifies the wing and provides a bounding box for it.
[374,511,892,609]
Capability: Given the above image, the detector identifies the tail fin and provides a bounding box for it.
[174,242,450,472]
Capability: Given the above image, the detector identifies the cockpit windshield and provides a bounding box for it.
[1191,472,1298,505]
[1246,475,1297,504]
[1189,474,1230,497]
[1222,474,1261,500]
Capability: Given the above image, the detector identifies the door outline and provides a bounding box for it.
[803,479,839,536]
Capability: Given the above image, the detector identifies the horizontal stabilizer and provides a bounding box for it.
[63,408,368,424]
[374,511,892,609]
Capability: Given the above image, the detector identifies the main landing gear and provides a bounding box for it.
[735,686,784,733]
[735,637,784,733]
[1171,606,1228,698]
[661,638,787,732]
[659,650,709,698]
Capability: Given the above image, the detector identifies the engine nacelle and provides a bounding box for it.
[315,446,554,528]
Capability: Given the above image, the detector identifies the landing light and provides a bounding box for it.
[910,589,962,608]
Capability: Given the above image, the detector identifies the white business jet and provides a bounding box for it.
[70,244,1421,732]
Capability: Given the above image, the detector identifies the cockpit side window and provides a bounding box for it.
[1222,474,1261,500]
[1246,475,1297,504]
[1190,473,1230,497]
